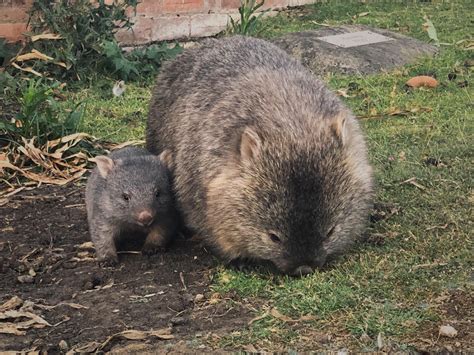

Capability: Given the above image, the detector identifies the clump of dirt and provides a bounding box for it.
[0,184,253,352]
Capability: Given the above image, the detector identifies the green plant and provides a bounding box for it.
[12,78,84,144]
[228,0,269,35]
[101,40,182,81]
[21,0,182,82]
[26,0,138,80]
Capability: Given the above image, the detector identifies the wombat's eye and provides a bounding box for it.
[122,193,130,201]
[155,190,160,198]
[268,233,281,244]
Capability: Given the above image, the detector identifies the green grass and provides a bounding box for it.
[69,0,473,350]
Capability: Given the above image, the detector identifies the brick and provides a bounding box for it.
[115,15,154,45]
[289,0,315,6]
[0,7,29,23]
[117,15,191,44]
[162,0,205,14]
[151,15,191,41]
[136,0,163,15]
[0,22,28,41]
[189,13,228,37]
[221,0,240,9]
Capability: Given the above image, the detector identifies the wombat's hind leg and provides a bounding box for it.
[142,225,171,255]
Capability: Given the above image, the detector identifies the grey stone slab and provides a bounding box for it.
[317,30,394,48]
[271,25,438,76]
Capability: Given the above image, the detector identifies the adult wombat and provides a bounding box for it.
[146,36,374,275]
[85,146,177,266]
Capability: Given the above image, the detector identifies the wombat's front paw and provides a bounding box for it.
[141,244,167,256]
[98,255,119,267]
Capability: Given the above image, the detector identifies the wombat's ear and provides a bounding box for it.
[94,156,115,178]
[158,149,173,170]
[240,127,261,163]
[330,112,348,145]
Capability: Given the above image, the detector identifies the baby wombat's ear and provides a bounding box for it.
[94,156,115,178]
[158,149,173,170]
[239,127,261,163]
[330,112,349,145]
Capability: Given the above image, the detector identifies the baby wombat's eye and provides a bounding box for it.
[268,232,282,244]
[122,193,130,201]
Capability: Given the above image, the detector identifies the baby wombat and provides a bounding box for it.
[146,36,374,275]
[85,146,177,265]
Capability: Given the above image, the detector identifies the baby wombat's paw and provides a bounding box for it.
[141,244,167,256]
[142,228,170,256]
[97,255,119,267]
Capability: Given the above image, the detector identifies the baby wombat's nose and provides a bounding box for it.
[137,210,154,226]
[292,265,313,276]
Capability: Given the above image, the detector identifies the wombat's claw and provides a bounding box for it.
[98,257,119,267]
[142,245,167,256]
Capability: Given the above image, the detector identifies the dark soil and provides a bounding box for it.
[0,184,253,353]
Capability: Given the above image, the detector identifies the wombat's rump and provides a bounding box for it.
[146,36,374,275]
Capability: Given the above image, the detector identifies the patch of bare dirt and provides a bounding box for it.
[407,289,473,353]
[0,184,253,352]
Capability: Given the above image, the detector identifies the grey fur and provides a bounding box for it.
[146,35,374,275]
[85,146,178,265]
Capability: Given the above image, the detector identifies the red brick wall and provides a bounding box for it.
[0,0,316,43]
[0,0,33,42]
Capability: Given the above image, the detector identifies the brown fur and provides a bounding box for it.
[146,35,374,275]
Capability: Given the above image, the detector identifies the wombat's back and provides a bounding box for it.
[147,36,305,152]
[146,36,373,273]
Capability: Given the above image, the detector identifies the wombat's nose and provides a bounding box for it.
[292,265,313,276]
[137,210,154,226]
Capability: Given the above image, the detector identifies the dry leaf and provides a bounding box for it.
[15,49,54,62]
[422,16,439,47]
[248,312,269,325]
[400,177,426,190]
[67,341,101,354]
[97,328,174,351]
[109,140,144,151]
[336,89,352,98]
[0,309,51,335]
[11,62,43,77]
[269,308,315,323]
[406,76,438,88]
[77,241,95,250]
[0,296,23,312]
[30,33,63,42]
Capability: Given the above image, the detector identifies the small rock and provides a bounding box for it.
[439,325,458,338]
[170,316,188,326]
[377,332,384,349]
[455,342,461,347]
[59,340,68,351]
[28,268,36,277]
[182,293,194,304]
[63,261,78,269]
[194,294,205,303]
[17,275,34,284]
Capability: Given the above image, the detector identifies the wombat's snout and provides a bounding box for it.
[136,210,154,226]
